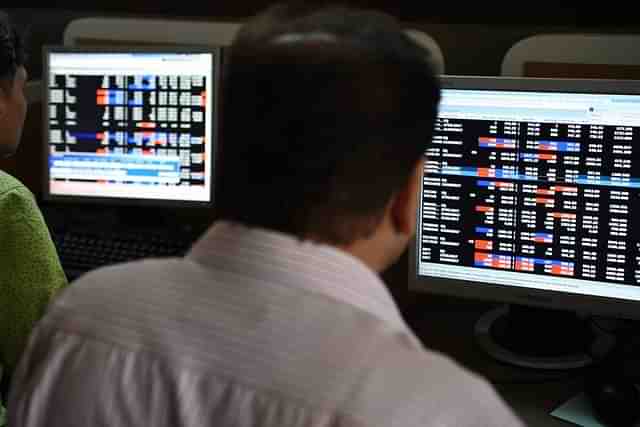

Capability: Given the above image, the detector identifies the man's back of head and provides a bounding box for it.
[218,3,441,260]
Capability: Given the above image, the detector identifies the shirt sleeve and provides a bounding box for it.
[0,185,68,371]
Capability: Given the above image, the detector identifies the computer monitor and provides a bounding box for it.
[42,46,221,207]
[409,76,640,368]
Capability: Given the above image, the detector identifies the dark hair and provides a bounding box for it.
[0,11,25,86]
[217,4,441,245]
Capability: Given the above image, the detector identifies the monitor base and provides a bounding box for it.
[475,305,593,370]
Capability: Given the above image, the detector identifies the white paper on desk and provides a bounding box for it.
[550,392,605,427]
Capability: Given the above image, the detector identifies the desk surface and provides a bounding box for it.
[404,294,585,426]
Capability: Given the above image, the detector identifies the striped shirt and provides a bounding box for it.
[9,221,522,427]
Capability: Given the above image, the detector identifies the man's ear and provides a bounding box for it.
[390,159,424,236]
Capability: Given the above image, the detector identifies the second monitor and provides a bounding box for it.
[43,46,220,206]
[410,76,640,368]
[42,46,222,279]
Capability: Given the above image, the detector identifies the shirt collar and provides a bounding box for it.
[188,221,412,333]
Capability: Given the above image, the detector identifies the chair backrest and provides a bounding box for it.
[501,34,640,79]
[405,29,445,75]
[64,17,241,47]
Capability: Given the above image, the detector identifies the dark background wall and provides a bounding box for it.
[7,6,640,79]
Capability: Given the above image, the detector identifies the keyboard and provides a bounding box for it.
[52,229,194,280]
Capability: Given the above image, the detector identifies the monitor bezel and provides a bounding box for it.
[41,45,222,208]
[409,75,640,320]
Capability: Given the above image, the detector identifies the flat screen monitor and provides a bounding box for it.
[410,76,640,321]
[42,46,221,207]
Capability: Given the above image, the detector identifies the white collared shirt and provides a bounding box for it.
[9,221,522,427]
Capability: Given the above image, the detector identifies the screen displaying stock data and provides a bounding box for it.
[45,50,218,204]
[417,86,640,301]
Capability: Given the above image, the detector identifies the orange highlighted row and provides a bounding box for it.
[555,186,578,193]
[478,168,496,177]
[551,212,577,220]
[475,206,494,213]
[551,266,574,276]
[475,240,493,250]
[137,122,157,129]
[535,198,554,204]
[474,252,512,270]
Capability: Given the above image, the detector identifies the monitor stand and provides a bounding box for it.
[475,304,594,370]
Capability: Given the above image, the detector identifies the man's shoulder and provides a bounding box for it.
[47,257,195,327]
[72,257,191,290]
[364,336,492,397]
[347,336,522,426]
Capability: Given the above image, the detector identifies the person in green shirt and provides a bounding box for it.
[0,11,67,394]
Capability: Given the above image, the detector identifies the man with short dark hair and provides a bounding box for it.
[9,5,522,426]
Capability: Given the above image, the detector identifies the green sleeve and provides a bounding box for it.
[0,186,68,371]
